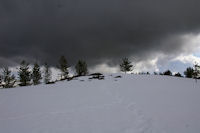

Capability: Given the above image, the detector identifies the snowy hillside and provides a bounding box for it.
[0,74,200,133]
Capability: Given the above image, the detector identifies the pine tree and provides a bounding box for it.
[32,62,42,85]
[2,67,16,88]
[44,63,51,84]
[184,67,194,78]
[120,57,133,73]
[0,73,2,85]
[193,63,200,83]
[18,60,31,86]
[58,56,69,79]
[75,60,88,76]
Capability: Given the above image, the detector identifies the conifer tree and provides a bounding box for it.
[44,63,51,84]
[0,73,2,85]
[184,67,194,78]
[58,56,69,79]
[18,60,31,86]
[120,57,133,73]
[2,67,16,88]
[32,62,42,85]
[75,60,88,76]
[193,63,200,83]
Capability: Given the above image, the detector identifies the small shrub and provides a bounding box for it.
[163,70,172,76]
[159,72,163,75]
[89,73,104,80]
[46,81,56,84]
[115,75,122,78]
[174,72,182,77]
[154,72,158,75]
[89,73,103,76]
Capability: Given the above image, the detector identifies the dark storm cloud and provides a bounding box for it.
[1,0,200,67]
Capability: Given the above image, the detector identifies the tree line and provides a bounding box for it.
[119,58,200,80]
[0,57,200,88]
[0,56,88,88]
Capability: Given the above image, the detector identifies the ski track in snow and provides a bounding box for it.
[0,89,157,133]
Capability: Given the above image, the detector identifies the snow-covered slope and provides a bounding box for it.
[0,74,200,133]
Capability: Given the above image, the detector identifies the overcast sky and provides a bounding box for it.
[1,0,200,73]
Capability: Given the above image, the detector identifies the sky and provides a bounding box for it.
[0,0,200,74]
